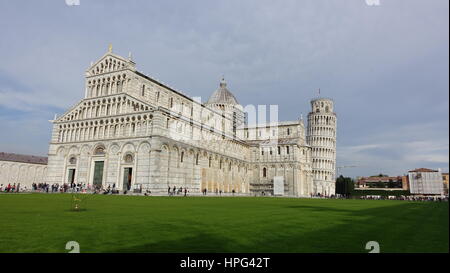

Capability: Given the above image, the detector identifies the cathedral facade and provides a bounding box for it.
[45,48,336,196]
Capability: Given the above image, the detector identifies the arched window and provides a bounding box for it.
[263,167,267,178]
[180,151,184,163]
[142,85,145,96]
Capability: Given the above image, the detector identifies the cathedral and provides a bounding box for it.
[45,47,337,196]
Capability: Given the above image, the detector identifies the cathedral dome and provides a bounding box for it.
[206,78,239,105]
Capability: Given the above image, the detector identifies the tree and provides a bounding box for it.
[335,175,355,197]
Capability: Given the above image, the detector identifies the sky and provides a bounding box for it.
[0,0,448,178]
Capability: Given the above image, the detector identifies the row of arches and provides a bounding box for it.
[307,136,336,148]
[0,162,47,188]
[313,182,335,196]
[159,143,250,193]
[260,163,297,178]
[57,114,153,143]
[312,169,335,182]
[90,58,127,75]
[308,115,336,126]
[259,145,293,156]
[62,95,150,122]
[307,126,336,137]
[311,147,335,159]
[241,125,298,140]
[50,141,151,191]
[87,74,129,97]
[162,113,247,159]
[160,144,250,173]
[312,158,335,171]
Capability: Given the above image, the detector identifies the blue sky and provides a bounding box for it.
[0,0,448,177]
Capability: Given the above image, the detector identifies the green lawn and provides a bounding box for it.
[0,193,448,253]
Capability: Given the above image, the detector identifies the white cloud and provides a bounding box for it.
[338,122,449,177]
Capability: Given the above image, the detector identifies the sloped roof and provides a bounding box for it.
[0,152,48,165]
[358,176,402,183]
[408,168,438,173]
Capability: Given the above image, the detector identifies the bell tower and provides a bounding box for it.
[307,97,337,196]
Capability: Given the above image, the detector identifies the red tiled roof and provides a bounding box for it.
[358,176,402,183]
[0,152,48,165]
[408,168,438,173]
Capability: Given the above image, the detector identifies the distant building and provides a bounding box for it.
[408,168,444,195]
[401,175,409,191]
[442,172,449,195]
[356,175,404,189]
[0,152,48,189]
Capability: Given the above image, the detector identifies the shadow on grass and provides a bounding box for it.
[110,202,448,253]
[110,232,236,253]
[284,205,354,213]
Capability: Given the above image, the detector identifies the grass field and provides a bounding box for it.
[0,193,448,253]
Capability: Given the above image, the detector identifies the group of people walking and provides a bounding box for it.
[359,195,448,202]
[0,183,22,193]
[168,186,188,196]
[30,182,89,193]
[202,188,238,196]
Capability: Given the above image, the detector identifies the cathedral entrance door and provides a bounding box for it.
[93,161,104,189]
[68,169,76,184]
[123,168,132,191]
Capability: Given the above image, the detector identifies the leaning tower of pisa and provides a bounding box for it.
[307,98,337,196]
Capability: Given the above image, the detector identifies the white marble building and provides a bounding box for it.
[45,48,337,196]
[0,152,48,190]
